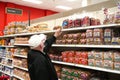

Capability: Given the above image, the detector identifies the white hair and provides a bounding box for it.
[28,34,46,49]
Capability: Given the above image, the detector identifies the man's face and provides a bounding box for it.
[40,38,46,49]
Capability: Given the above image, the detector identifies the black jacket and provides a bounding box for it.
[27,36,58,80]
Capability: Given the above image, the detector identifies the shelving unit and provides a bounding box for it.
[0,24,119,38]
[0,70,12,77]
[0,63,13,68]
[0,23,120,79]
[13,74,24,80]
[13,54,27,58]
[52,60,120,74]
[2,57,13,61]
[13,65,28,71]
[0,46,15,48]
[52,44,120,49]
[14,44,30,46]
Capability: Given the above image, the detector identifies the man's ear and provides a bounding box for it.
[39,45,42,49]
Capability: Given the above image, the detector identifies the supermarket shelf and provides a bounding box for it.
[52,60,75,67]
[0,45,15,48]
[0,70,12,76]
[62,24,120,31]
[0,63,13,68]
[52,44,76,47]
[1,24,120,37]
[13,74,24,80]
[0,34,16,38]
[15,24,119,36]
[52,44,120,49]
[75,64,120,74]
[2,57,13,60]
[52,60,120,74]
[14,65,28,71]
[14,44,30,46]
[13,54,27,58]
[75,44,120,49]
[15,30,56,36]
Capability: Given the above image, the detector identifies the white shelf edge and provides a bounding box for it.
[75,45,120,48]
[14,65,28,71]
[13,74,24,80]
[52,44,76,47]
[52,44,120,48]
[0,45,15,48]
[0,35,16,38]
[52,60,120,74]
[0,63,13,68]
[14,44,30,46]
[52,60,75,66]
[13,54,27,58]
[62,24,120,31]
[75,64,120,74]
[0,24,120,37]
[0,70,12,76]
[2,57,13,60]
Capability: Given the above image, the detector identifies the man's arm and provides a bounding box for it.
[44,28,62,53]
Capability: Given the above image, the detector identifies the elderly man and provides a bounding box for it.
[27,28,62,80]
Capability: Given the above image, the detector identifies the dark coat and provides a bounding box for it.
[27,36,58,80]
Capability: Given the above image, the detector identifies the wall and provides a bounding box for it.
[0,1,57,35]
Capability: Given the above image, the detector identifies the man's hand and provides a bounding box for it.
[54,28,62,38]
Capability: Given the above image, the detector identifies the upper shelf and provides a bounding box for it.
[0,24,120,38]
[52,44,120,49]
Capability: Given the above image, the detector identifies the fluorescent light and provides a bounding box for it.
[56,5,72,10]
[67,0,76,2]
[22,0,42,4]
[82,0,87,7]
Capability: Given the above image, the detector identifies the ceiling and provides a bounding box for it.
[0,0,110,12]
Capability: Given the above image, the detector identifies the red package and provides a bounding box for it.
[63,58,68,62]
[68,51,75,57]
[81,59,88,65]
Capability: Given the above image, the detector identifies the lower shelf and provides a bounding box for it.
[13,74,24,80]
[14,65,28,71]
[52,60,120,74]
[0,70,12,76]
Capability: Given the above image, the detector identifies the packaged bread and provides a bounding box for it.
[104,28,112,44]
[104,51,114,61]
[95,60,103,67]
[93,29,103,45]
[74,19,81,27]
[88,50,95,59]
[114,62,120,70]
[114,51,120,62]
[86,29,93,44]
[88,59,95,66]
[94,51,104,60]
[115,11,120,24]
[73,33,81,40]
[63,34,68,39]
[103,60,114,69]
